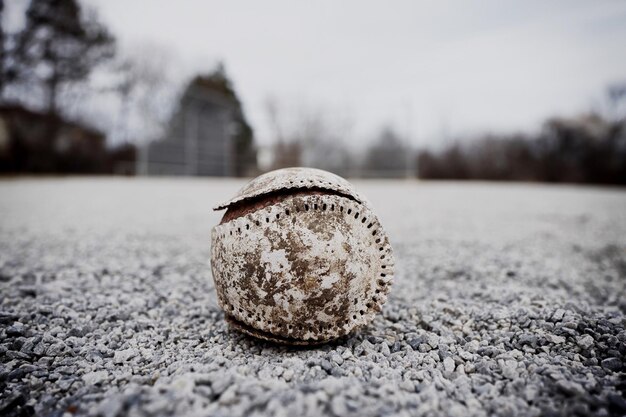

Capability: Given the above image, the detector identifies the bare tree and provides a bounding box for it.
[265,97,354,176]
[265,96,301,169]
[0,1,13,100]
[13,0,114,115]
[607,82,626,122]
[111,44,178,145]
[416,111,626,185]
[108,44,181,174]
[363,126,410,178]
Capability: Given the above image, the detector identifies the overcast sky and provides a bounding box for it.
[11,1,626,147]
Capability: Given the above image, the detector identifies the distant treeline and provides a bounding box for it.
[417,114,626,185]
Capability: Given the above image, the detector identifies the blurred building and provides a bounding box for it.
[0,104,109,174]
[145,72,256,176]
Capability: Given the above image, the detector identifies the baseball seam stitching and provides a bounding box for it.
[211,194,394,342]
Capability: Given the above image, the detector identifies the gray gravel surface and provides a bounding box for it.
[0,178,625,417]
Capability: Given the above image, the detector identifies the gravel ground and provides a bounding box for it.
[0,178,625,417]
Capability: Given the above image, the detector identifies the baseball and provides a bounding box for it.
[211,167,394,344]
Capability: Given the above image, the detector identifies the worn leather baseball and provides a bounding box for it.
[210,167,394,344]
